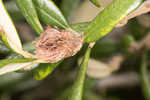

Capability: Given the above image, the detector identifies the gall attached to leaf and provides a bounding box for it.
[33,26,83,63]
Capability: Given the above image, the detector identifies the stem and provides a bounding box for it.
[70,45,92,100]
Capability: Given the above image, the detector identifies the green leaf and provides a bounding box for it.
[84,0,142,43]
[33,61,62,80]
[0,0,25,55]
[0,27,32,58]
[71,22,89,33]
[61,0,81,22]
[89,0,101,8]
[0,58,35,68]
[0,58,36,75]
[70,46,91,100]
[33,0,70,29]
[140,53,150,100]
[16,0,44,35]
[72,22,119,58]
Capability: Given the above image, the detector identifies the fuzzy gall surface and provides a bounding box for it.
[33,26,83,63]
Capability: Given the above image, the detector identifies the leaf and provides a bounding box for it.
[71,22,89,33]
[16,0,44,35]
[70,46,91,100]
[84,0,142,43]
[89,0,101,8]
[0,58,36,75]
[33,0,70,29]
[33,61,62,80]
[117,0,150,27]
[0,28,33,58]
[0,1,32,58]
[0,58,35,68]
[61,0,81,21]
[0,0,22,53]
[140,53,150,100]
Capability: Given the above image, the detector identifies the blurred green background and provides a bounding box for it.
[0,0,150,100]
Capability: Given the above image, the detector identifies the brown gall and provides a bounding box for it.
[33,26,83,63]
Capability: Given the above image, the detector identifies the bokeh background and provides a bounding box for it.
[0,0,149,100]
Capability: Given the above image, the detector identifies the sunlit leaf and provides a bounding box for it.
[0,0,22,53]
[0,0,33,58]
[0,58,36,75]
[84,0,142,42]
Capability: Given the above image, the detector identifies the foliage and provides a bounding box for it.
[1,0,150,100]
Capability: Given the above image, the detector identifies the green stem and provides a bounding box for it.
[70,46,92,100]
[140,53,150,100]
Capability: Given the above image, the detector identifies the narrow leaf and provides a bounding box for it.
[0,58,36,75]
[33,61,62,80]
[33,0,70,29]
[117,0,150,27]
[16,0,44,35]
[0,58,35,67]
[0,27,33,58]
[89,0,101,8]
[0,0,22,53]
[140,54,150,100]
[70,46,91,100]
[84,0,142,43]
